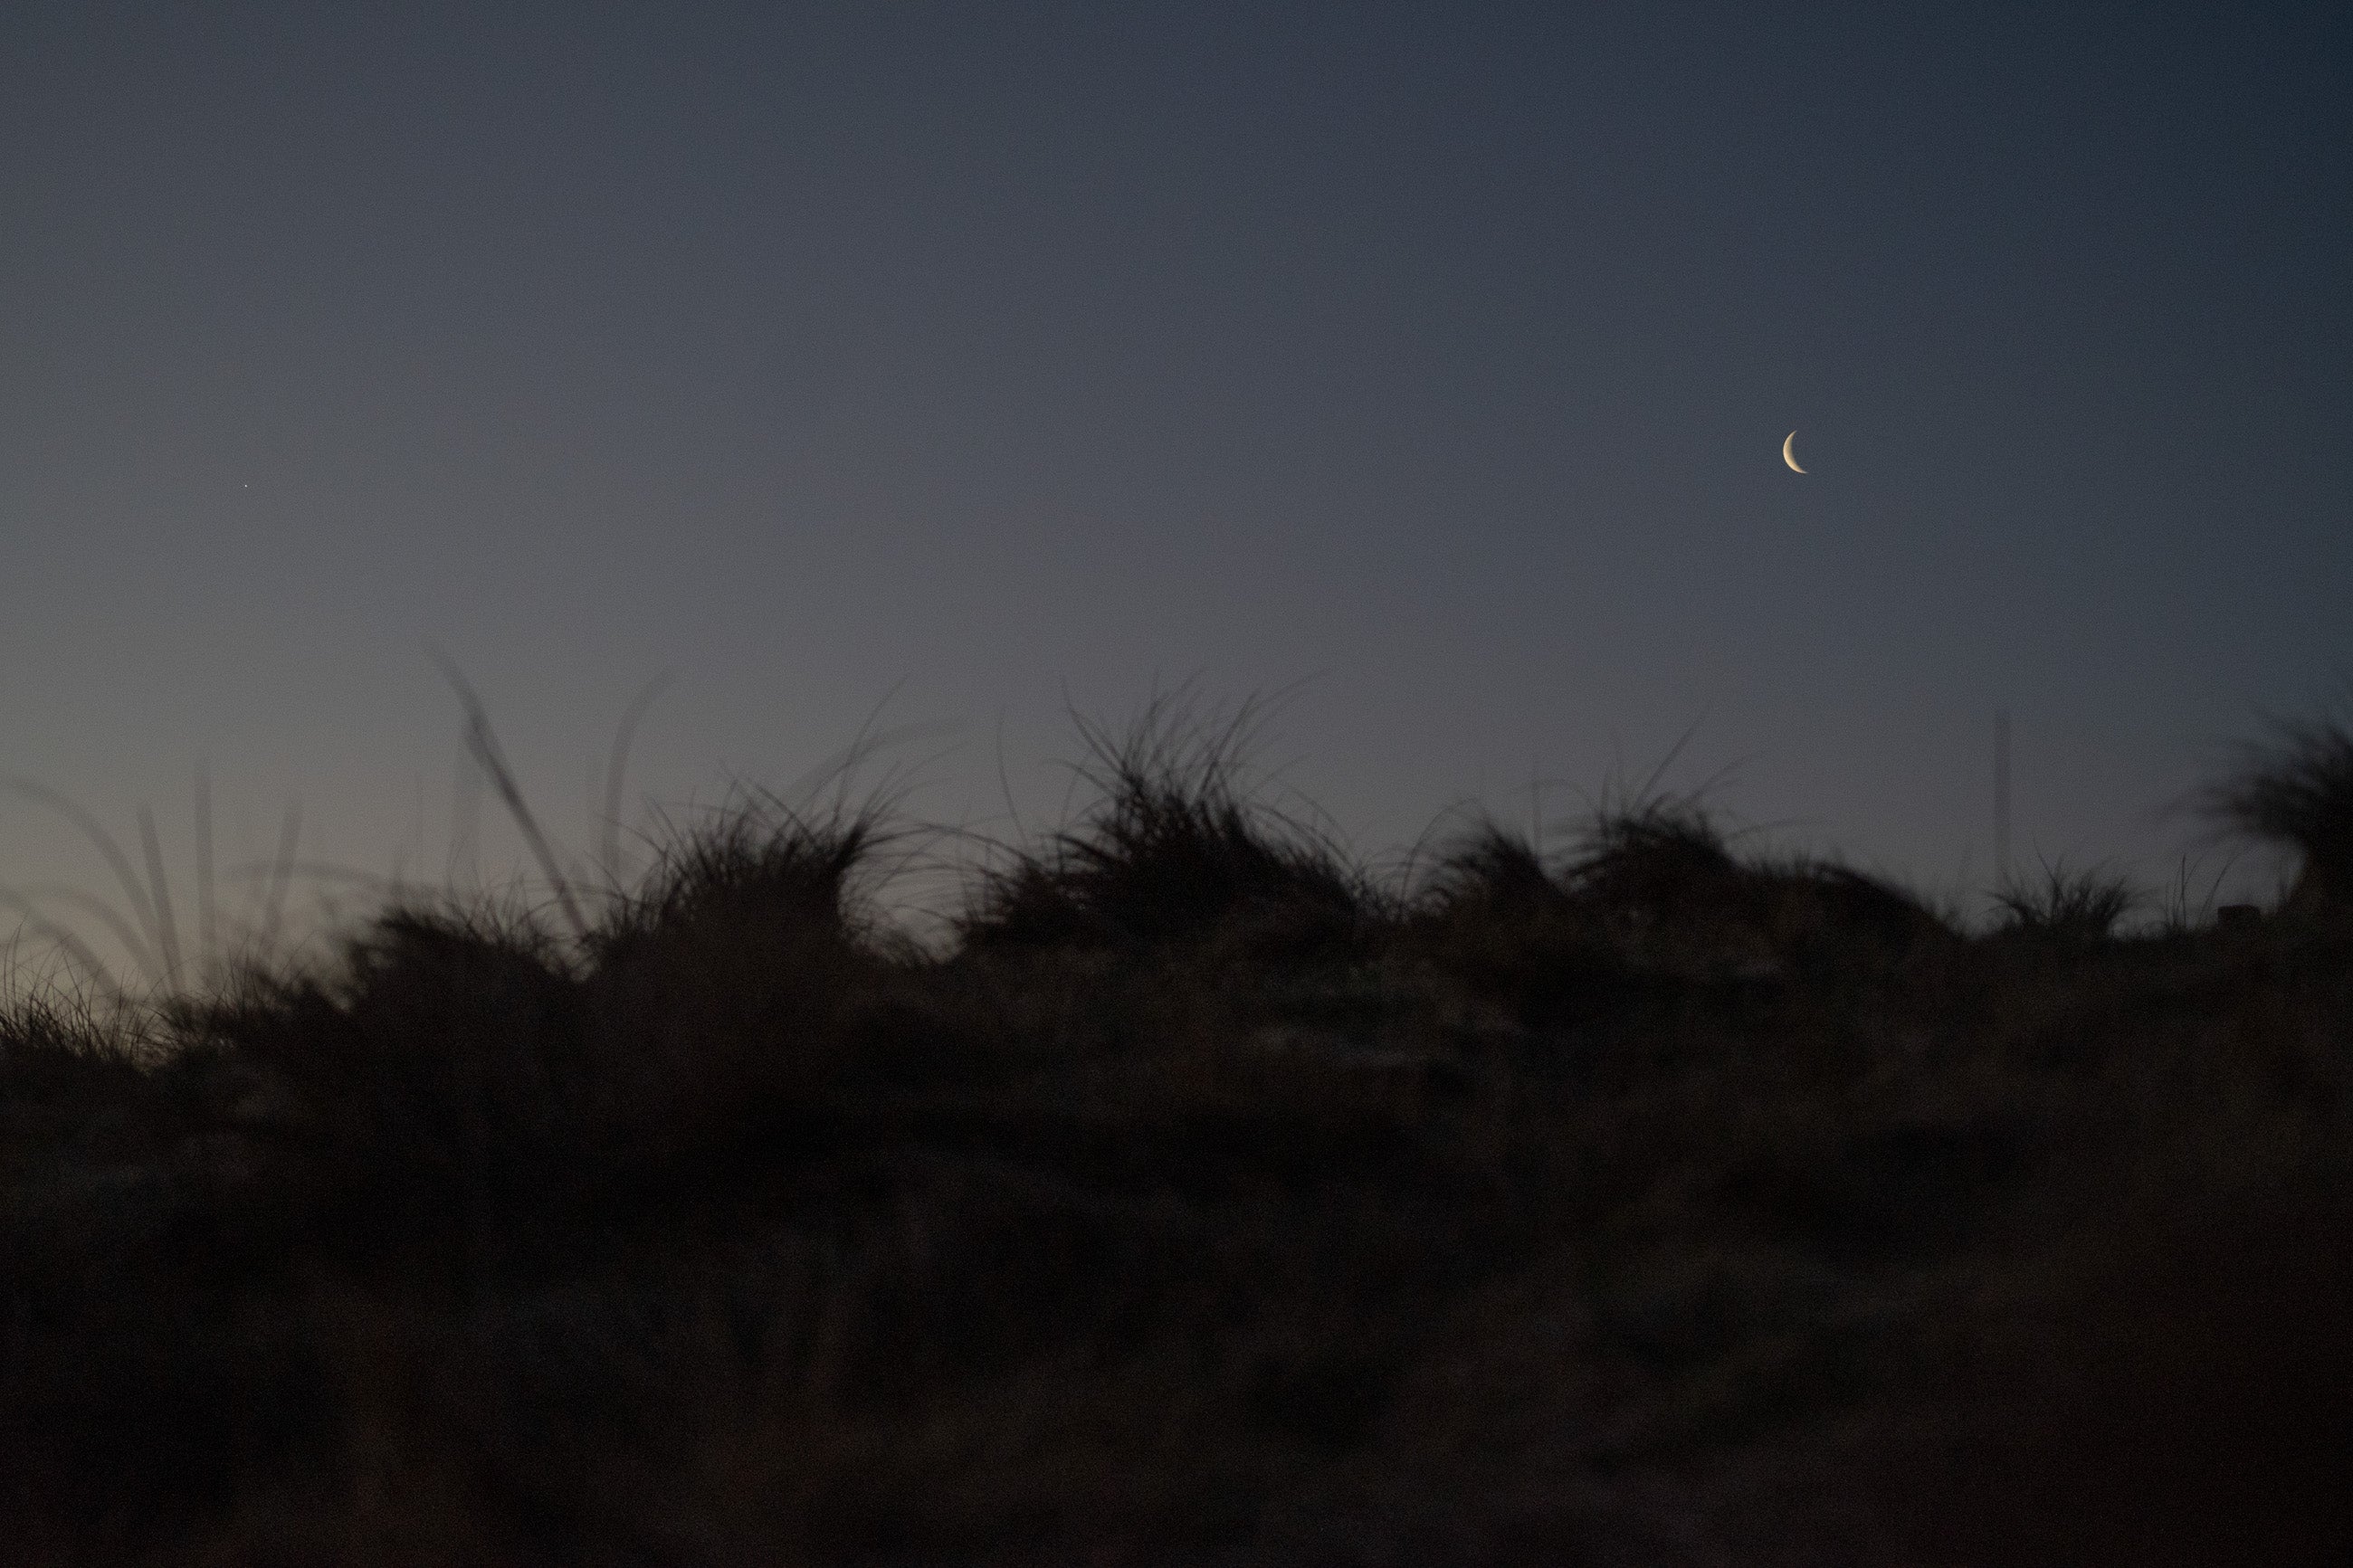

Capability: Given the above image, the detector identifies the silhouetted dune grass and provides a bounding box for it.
[1989,857,2141,944]
[2204,704,2353,912]
[3,699,2350,1563]
[958,695,1383,965]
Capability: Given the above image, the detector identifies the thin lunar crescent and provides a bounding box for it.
[1783,432,1805,473]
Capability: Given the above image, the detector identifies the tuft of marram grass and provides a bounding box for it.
[1990,857,2139,941]
[957,689,1382,961]
[2202,709,2353,910]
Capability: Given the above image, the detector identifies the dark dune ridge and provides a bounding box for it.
[3,699,2348,1565]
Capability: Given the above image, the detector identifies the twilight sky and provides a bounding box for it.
[2,3,2347,977]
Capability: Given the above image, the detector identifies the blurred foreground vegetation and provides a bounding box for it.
[4,701,2349,1565]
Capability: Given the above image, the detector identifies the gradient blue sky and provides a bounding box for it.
[3,3,2347,975]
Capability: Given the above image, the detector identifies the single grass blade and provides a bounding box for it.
[429,650,591,943]
[137,805,184,989]
[600,670,674,894]
[448,741,482,889]
[260,802,302,955]
[195,762,216,977]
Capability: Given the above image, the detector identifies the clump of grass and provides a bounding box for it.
[2202,708,2353,913]
[1399,792,1962,1041]
[1399,818,1623,1030]
[586,788,918,971]
[1422,819,1564,916]
[1990,857,2140,942]
[958,689,1379,963]
[1567,802,1948,974]
[164,900,586,1185]
[571,789,944,1155]
[165,788,942,1188]
[1563,797,1745,921]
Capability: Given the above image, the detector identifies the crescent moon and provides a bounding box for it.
[1783,432,1805,474]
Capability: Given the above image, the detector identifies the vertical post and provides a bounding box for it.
[1994,708,2012,889]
